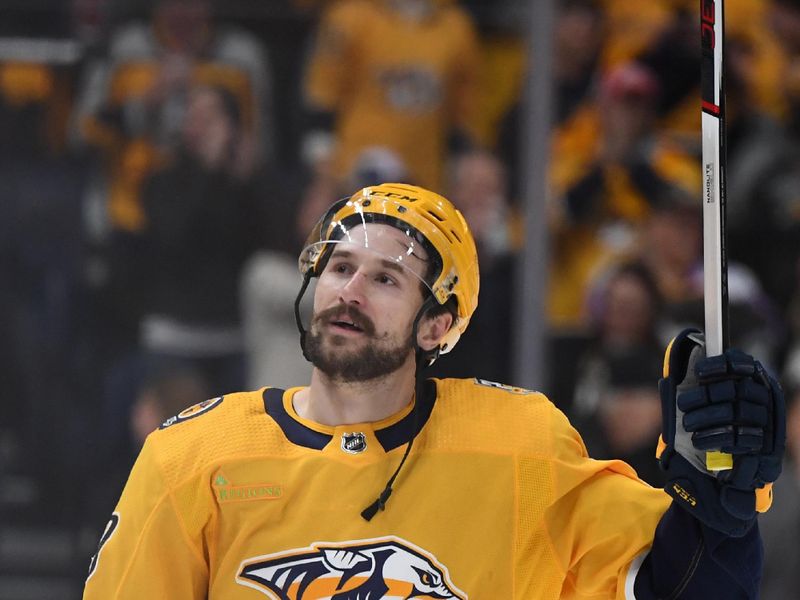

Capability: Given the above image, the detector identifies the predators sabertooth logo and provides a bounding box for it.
[236,537,467,599]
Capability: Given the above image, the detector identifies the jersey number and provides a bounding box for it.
[86,512,120,582]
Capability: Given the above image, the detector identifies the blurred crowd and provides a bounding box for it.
[1,0,800,597]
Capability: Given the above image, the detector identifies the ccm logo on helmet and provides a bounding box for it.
[374,191,417,202]
[236,537,466,599]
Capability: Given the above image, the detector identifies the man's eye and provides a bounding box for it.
[376,274,396,285]
[332,263,351,274]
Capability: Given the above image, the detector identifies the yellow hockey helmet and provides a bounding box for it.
[299,183,480,354]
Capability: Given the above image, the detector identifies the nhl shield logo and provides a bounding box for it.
[341,432,367,454]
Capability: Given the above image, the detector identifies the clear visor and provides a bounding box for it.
[300,222,436,294]
[299,200,458,302]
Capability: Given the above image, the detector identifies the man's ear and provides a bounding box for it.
[417,311,454,352]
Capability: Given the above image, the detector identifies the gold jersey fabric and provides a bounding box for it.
[84,378,670,599]
[304,0,480,191]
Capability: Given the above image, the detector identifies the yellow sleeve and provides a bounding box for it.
[82,437,209,599]
[544,409,671,599]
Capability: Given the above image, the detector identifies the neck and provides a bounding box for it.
[295,356,418,426]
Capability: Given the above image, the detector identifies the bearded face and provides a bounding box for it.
[305,303,416,383]
[303,224,432,383]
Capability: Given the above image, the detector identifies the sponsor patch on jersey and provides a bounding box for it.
[159,396,223,429]
[474,379,535,395]
[213,471,283,504]
[86,512,120,582]
[236,536,467,599]
[341,432,367,454]
[216,483,283,504]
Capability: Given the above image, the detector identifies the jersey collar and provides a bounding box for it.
[262,380,437,452]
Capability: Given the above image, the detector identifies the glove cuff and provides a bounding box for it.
[661,451,755,537]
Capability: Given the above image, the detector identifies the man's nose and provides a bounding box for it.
[339,271,367,304]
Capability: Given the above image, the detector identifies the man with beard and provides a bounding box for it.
[84,184,785,599]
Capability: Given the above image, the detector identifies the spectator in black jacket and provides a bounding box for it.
[95,84,267,506]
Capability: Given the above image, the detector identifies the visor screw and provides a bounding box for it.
[362,199,371,207]
[397,205,407,213]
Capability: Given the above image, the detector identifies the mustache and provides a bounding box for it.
[312,304,376,336]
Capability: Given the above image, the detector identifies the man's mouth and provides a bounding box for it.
[330,318,364,333]
[314,305,375,337]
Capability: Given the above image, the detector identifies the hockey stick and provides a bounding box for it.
[700,0,732,471]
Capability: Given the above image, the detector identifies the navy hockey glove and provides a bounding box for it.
[657,328,785,537]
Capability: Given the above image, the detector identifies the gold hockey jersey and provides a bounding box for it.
[83,378,670,599]
[304,0,480,190]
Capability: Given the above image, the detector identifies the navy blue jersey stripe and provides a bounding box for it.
[374,379,436,452]
[261,381,437,452]
[262,388,331,450]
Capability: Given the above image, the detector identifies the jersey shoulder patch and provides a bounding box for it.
[143,389,274,491]
[159,396,224,429]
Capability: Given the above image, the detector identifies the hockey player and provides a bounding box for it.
[83,183,785,599]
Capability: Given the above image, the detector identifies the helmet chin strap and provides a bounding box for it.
[293,272,314,362]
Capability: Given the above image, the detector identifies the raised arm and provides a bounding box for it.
[634,328,785,598]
